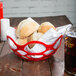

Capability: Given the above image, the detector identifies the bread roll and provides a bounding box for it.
[28,32,43,48]
[16,38,27,45]
[16,18,40,38]
[38,22,56,34]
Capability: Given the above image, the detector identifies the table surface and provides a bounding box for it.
[0,16,72,76]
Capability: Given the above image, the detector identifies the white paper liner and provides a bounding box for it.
[6,24,72,58]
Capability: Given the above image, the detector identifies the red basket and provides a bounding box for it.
[7,34,63,61]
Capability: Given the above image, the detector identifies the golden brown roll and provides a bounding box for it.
[16,38,27,45]
[38,22,56,34]
[28,32,43,48]
[16,18,40,38]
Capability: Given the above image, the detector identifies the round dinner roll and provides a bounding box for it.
[28,32,43,48]
[16,38,27,45]
[16,17,40,38]
[38,22,56,34]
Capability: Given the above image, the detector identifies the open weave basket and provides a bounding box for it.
[7,33,63,61]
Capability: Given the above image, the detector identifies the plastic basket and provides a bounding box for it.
[7,34,63,61]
